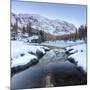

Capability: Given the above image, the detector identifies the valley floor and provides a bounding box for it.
[11,39,87,89]
[11,40,87,72]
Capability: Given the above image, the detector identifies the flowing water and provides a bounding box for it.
[11,61,86,89]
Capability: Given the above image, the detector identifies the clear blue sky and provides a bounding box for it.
[11,0,87,28]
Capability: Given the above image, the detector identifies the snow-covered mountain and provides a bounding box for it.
[11,13,77,35]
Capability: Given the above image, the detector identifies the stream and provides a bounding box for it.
[11,43,87,89]
[11,60,86,89]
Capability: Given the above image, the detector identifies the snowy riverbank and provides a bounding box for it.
[11,40,87,72]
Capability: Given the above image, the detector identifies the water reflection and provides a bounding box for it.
[11,61,87,89]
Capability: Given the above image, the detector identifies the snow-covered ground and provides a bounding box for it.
[11,41,46,59]
[67,44,87,72]
[41,40,84,48]
[11,40,49,68]
[11,54,37,67]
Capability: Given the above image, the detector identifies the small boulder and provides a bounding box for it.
[20,53,25,57]
[81,50,83,52]
[67,57,78,65]
[36,50,44,59]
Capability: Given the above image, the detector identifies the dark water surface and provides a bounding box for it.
[11,61,87,89]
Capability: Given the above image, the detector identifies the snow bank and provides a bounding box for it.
[11,40,49,68]
[11,54,37,68]
[11,41,46,59]
[67,44,87,72]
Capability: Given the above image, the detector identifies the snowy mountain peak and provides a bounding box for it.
[11,13,77,35]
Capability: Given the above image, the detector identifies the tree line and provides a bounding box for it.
[57,25,87,41]
[11,18,87,42]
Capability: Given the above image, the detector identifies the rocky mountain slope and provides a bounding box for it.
[11,13,77,35]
